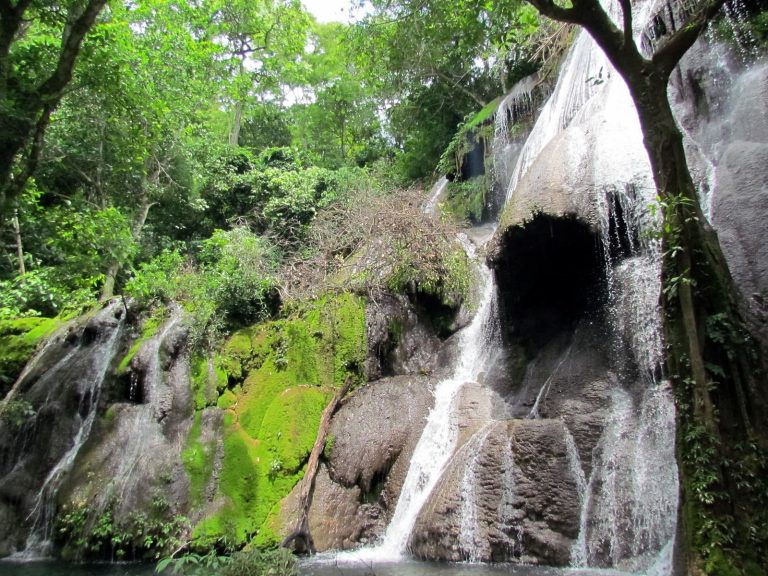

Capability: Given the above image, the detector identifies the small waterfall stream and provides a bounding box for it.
[11,303,126,559]
[346,232,501,561]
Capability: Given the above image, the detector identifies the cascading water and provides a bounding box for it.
[423,176,448,218]
[316,0,763,570]
[11,303,126,559]
[457,422,498,561]
[343,228,501,562]
[92,310,186,513]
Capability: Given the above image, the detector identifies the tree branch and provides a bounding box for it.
[5,104,53,202]
[38,0,107,101]
[529,0,645,79]
[528,0,584,25]
[432,68,487,107]
[652,0,727,78]
[618,0,633,46]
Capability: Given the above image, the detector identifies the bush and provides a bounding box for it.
[127,228,281,347]
[0,267,95,319]
[220,548,298,576]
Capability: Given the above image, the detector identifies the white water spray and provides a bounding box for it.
[13,304,126,559]
[342,234,500,562]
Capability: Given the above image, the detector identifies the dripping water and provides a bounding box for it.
[458,422,498,561]
[12,303,126,560]
[342,230,501,562]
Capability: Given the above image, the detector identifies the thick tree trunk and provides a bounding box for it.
[628,71,767,575]
[281,379,352,554]
[0,0,108,221]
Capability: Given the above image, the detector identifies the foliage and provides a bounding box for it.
[0,399,36,428]
[154,546,298,576]
[281,186,471,310]
[56,500,188,561]
[126,227,280,346]
[443,175,491,225]
[0,315,63,394]
[220,547,298,576]
[156,550,232,575]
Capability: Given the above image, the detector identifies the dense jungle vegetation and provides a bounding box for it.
[0,0,552,332]
[2,0,768,574]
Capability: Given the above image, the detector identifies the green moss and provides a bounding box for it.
[0,316,62,392]
[466,97,502,128]
[116,311,165,374]
[182,412,216,508]
[323,434,336,460]
[191,292,366,548]
[191,355,220,410]
[217,389,238,410]
[443,175,488,225]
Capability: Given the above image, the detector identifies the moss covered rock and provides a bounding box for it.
[187,292,366,548]
[0,316,63,396]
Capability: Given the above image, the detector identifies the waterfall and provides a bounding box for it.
[11,302,126,559]
[343,230,501,562]
[423,176,448,217]
[457,422,498,561]
[325,0,758,569]
[503,30,609,202]
[92,310,185,514]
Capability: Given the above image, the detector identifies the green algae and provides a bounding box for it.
[116,310,166,374]
[0,316,63,393]
[182,412,217,508]
[187,292,366,548]
[190,355,225,410]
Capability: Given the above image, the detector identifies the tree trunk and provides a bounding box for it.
[0,0,108,221]
[281,379,352,554]
[99,187,156,302]
[629,71,767,575]
[11,208,24,275]
[229,100,243,147]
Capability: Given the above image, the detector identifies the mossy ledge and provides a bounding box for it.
[185,292,366,549]
[0,316,66,397]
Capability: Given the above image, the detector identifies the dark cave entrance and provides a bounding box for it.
[491,213,607,355]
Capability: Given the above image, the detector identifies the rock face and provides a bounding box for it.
[365,294,444,380]
[281,374,436,550]
[410,419,581,565]
[60,309,194,536]
[0,302,127,556]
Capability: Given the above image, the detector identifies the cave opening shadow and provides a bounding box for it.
[492,213,607,355]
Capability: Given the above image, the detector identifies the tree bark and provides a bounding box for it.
[281,378,352,555]
[11,207,24,275]
[99,171,157,302]
[0,0,108,221]
[229,100,244,147]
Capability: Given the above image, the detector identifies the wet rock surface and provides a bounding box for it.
[283,374,436,550]
[0,302,127,555]
[365,294,444,380]
[61,310,194,527]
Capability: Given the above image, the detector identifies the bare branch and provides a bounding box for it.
[433,68,487,107]
[618,0,633,46]
[5,104,53,202]
[527,0,584,25]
